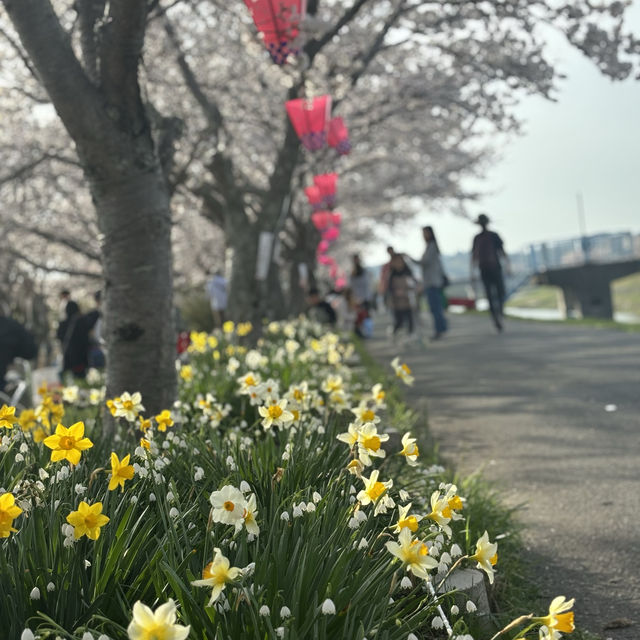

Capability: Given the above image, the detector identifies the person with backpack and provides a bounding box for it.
[387,253,417,338]
[471,213,511,331]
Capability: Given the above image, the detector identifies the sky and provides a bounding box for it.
[371,2,640,261]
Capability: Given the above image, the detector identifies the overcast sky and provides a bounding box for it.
[371,3,640,261]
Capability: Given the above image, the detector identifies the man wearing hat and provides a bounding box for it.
[471,213,510,331]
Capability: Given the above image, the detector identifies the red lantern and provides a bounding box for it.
[313,173,338,209]
[311,211,333,231]
[317,239,330,254]
[335,276,347,289]
[304,185,324,211]
[286,95,332,151]
[318,254,334,266]
[331,212,342,226]
[328,117,351,155]
[244,0,306,65]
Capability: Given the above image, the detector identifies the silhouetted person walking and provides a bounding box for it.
[57,301,100,380]
[471,214,510,331]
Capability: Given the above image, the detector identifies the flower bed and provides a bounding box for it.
[0,319,573,640]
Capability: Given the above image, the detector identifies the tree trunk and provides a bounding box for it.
[227,222,259,323]
[95,167,176,416]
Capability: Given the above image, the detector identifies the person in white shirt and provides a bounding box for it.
[206,271,228,327]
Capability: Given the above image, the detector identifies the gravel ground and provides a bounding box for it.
[366,312,640,639]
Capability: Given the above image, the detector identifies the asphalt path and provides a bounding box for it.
[366,312,640,639]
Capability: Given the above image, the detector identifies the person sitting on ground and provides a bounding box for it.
[0,308,37,393]
[306,287,337,326]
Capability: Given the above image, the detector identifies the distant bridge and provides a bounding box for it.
[447,259,640,320]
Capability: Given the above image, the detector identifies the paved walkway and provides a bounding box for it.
[366,313,640,639]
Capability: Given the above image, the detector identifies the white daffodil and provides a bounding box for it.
[391,357,414,386]
[385,527,438,580]
[191,548,242,606]
[258,398,294,430]
[392,503,422,534]
[113,392,145,422]
[357,470,395,514]
[400,432,419,466]
[357,423,389,466]
[470,531,498,584]
[210,485,246,527]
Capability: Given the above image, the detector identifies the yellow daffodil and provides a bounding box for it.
[66,501,109,540]
[0,492,23,537]
[470,531,498,584]
[207,335,219,349]
[237,322,253,337]
[179,365,193,382]
[155,410,174,432]
[18,408,37,432]
[0,404,17,429]
[43,421,93,465]
[139,416,152,432]
[188,331,208,353]
[192,548,242,606]
[106,398,118,416]
[393,503,422,533]
[258,399,294,430]
[535,596,575,634]
[108,453,135,492]
[400,432,419,466]
[222,320,235,334]
[140,437,151,450]
[127,600,190,640]
[391,357,414,386]
[386,527,438,579]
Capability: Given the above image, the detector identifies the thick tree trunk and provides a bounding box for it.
[94,168,176,416]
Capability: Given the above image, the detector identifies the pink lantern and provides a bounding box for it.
[311,211,333,231]
[329,264,338,278]
[335,276,347,289]
[331,212,342,226]
[318,255,334,266]
[317,240,330,254]
[304,185,324,211]
[313,172,338,209]
[244,0,306,65]
[285,95,332,151]
[322,226,340,242]
[328,117,351,155]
